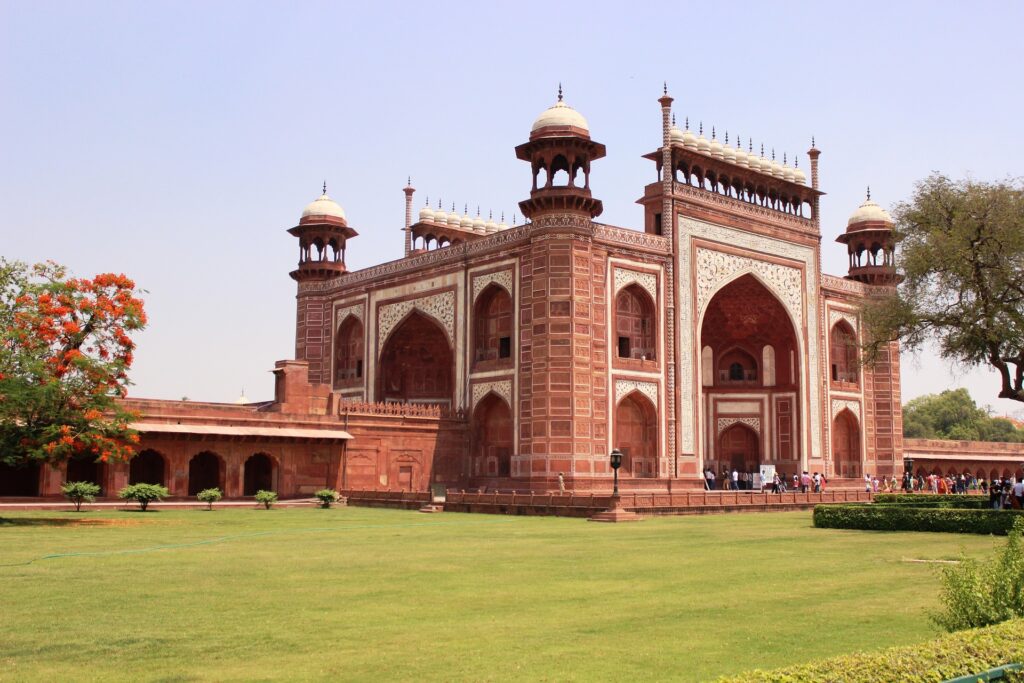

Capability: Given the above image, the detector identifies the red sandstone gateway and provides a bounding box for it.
[4,88,1022,499]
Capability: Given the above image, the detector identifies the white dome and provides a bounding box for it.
[696,132,711,154]
[472,214,486,233]
[782,165,795,183]
[793,167,807,185]
[848,195,893,225]
[709,137,724,159]
[485,216,498,233]
[531,94,589,135]
[734,144,749,168]
[682,127,698,150]
[723,141,736,163]
[418,205,435,223]
[770,158,784,178]
[460,211,474,229]
[434,207,448,225]
[670,125,685,144]
[758,154,771,173]
[301,192,346,222]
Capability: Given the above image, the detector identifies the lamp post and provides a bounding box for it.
[610,448,623,497]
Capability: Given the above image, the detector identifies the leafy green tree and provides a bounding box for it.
[903,389,1024,442]
[118,483,169,511]
[0,259,147,467]
[863,174,1024,403]
[254,490,278,509]
[61,481,101,512]
[314,489,338,508]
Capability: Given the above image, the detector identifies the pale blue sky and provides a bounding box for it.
[2,1,1022,418]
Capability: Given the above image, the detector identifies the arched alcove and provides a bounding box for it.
[830,320,859,385]
[718,423,759,474]
[615,284,656,360]
[378,311,453,405]
[471,393,513,478]
[243,453,276,496]
[0,461,41,496]
[188,451,223,496]
[335,315,364,387]
[129,449,166,486]
[67,454,105,494]
[614,392,658,478]
[473,285,513,366]
[832,409,861,478]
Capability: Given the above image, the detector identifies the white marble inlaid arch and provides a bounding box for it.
[829,309,859,335]
[614,379,658,407]
[336,304,364,326]
[696,249,803,327]
[377,291,455,349]
[717,417,761,436]
[471,380,512,412]
[831,399,861,421]
[613,268,658,301]
[472,270,514,303]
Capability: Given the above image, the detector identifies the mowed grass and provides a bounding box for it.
[0,507,1000,682]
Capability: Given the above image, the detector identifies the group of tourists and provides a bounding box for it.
[703,469,827,494]
[989,478,1024,510]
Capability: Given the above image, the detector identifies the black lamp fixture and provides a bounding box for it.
[610,448,623,496]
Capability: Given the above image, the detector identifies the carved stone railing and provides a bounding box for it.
[593,224,671,253]
[337,400,467,420]
[821,274,870,296]
[673,183,816,232]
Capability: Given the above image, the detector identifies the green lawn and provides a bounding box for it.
[0,507,1001,682]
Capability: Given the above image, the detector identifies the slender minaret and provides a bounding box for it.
[402,177,415,257]
[808,137,821,224]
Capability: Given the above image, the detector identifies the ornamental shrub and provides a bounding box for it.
[314,489,338,508]
[117,483,169,511]
[813,504,1024,535]
[196,487,222,510]
[932,517,1024,632]
[254,490,278,510]
[873,493,990,509]
[61,481,101,512]
[716,618,1024,682]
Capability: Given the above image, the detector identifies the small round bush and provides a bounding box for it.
[254,490,278,509]
[196,487,222,510]
[62,481,101,512]
[118,483,169,511]
[314,489,338,508]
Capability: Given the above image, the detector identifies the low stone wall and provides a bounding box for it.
[340,489,874,518]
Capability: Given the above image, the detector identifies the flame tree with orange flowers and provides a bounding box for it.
[0,259,147,468]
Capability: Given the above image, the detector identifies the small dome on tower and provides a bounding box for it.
[709,129,724,159]
[847,190,893,226]
[734,141,749,168]
[531,87,589,137]
[301,188,346,223]
[418,199,434,223]
[460,209,474,230]
[793,167,807,185]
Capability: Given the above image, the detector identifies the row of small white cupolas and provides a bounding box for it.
[669,123,807,185]
[418,201,510,233]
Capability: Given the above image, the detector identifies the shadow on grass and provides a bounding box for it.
[0,516,144,526]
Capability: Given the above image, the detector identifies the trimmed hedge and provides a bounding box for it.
[873,493,991,509]
[716,618,1024,682]
[814,504,1024,535]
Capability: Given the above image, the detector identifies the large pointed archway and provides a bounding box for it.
[378,311,453,405]
[614,392,658,478]
[129,449,166,486]
[700,273,800,473]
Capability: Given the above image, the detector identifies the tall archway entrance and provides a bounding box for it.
[719,424,759,474]
[701,273,801,471]
[129,450,166,486]
[378,312,453,405]
[614,392,658,477]
[0,461,41,496]
[188,451,223,496]
[472,394,513,479]
[243,453,276,495]
[832,410,861,478]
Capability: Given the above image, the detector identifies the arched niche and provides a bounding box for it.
[0,461,41,496]
[188,451,224,496]
[243,453,277,496]
[830,320,859,385]
[67,454,106,494]
[473,284,513,366]
[718,423,759,475]
[614,392,658,478]
[378,311,453,405]
[615,284,656,361]
[831,409,861,478]
[471,393,513,478]
[129,449,166,486]
[335,315,364,387]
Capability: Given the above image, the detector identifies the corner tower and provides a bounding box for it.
[515,87,606,221]
[288,185,358,282]
[836,189,901,286]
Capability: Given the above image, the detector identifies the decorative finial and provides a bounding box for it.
[438,198,442,209]
[867,186,871,201]
[672,114,676,126]
[749,140,753,153]
[476,205,480,217]
[663,81,668,95]
[725,131,729,145]
[760,143,765,157]
[464,203,468,214]
[407,176,411,186]
[489,210,493,219]
[451,202,456,212]
[772,148,776,161]
[322,180,327,195]
[685,116,689,130]
[557,83,563,102]
[812,135,816,148]
[795,157,799,168]
[699,121,703,136]
[712,126,716,140]
[501,211,505,221]
[783,153,787,165]
[425,195,429,206]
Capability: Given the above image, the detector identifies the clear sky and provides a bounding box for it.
[2,1,1022,419]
